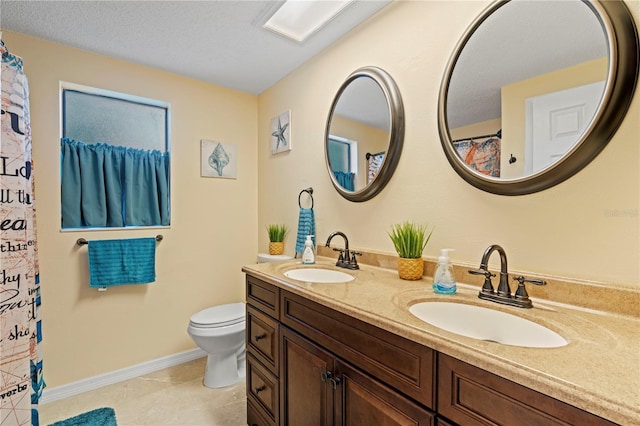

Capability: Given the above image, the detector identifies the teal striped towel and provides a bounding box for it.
[295,208,316,255]
[88,238,156,288]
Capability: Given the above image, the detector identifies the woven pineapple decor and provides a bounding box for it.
[397,258,424,280]
[269,242,284,255]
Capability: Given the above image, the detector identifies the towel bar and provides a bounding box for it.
[76,235,163,246]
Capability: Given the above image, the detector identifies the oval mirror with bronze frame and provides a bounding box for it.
[326,66,405,202]
[438,0,638,195]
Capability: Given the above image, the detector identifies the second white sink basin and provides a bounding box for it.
[409,302,567,348]
[283,268,355,283]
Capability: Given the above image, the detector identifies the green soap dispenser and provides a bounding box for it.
[433,249,456,294]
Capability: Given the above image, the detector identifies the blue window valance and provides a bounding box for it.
[61,137,170,228]
[333,171,355,191]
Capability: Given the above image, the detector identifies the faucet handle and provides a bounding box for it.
[513,276,546,286]
[469,268,496,294]
[349,251,362,269]
[468,268,495,278]
[513,275,547,303]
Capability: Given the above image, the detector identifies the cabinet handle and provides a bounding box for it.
[254,385,266,394]
[329,377,342,390]
[254,333,267,342]
[320,371,333,382]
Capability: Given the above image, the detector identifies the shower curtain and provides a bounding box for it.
[367,152,385,184]
[0,37,43,426]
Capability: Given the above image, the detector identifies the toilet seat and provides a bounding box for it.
[189,302,245,328]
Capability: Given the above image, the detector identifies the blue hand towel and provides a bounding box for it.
[295,208,316,255]
[88,238,156,288]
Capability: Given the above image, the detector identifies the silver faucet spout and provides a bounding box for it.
[480,244,510,296]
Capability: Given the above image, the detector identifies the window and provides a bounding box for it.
[328,135,357,191]
[60,82,170,229]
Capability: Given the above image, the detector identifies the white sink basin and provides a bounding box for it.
[409,302,567,348]
[283,268,354,283]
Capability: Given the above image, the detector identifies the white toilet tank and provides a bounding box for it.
[257,253,293,263]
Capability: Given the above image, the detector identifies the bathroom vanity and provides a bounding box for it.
[242,259,639,425]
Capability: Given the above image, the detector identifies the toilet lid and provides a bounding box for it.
[257,253,293,263]
[190,302,245,327]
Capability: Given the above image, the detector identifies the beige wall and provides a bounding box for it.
[2,31,258,387]
[449,118,502,143]
[258,1,639,286]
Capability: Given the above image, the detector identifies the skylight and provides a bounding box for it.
[263,0,355,43]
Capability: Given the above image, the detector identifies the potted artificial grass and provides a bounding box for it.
[388,221,433,280]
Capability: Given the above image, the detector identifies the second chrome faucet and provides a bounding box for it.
[325,231,361,270]
[468,244,546,308]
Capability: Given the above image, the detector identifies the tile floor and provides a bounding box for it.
[39,357,247,426]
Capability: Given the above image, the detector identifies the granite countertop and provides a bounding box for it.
[242,258,640,425]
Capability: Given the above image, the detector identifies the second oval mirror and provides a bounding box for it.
[326,66,404,202]
[438,0,638,195]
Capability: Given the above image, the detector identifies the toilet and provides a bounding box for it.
[188,253,292,388]
[188,302,246,388]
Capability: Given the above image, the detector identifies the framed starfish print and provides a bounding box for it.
[270,110,291,155]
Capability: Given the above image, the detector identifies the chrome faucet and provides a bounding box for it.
[468,244,546,308]
[325,231,361,270]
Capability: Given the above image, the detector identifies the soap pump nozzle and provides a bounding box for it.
[438,248,454,263]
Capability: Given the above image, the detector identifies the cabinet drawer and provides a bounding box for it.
[281,290,435,409]
[437,354,616,426]
[247,276,280,318]
[247,304,279,374]
[248,398,274,426]
[247,353,279,426]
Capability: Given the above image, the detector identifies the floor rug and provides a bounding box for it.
[48,407,117,426]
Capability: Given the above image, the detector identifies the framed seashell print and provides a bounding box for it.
[270,110,291,155]
[201,139,237,179]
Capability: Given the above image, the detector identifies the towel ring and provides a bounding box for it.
[298,187,314,209]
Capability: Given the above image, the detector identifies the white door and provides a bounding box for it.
[525,81,605,174]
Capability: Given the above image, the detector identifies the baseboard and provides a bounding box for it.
[40,348,207,405]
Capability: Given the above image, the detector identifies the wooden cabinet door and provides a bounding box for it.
[281,290,435,409]
[438,354,616,426]
[335,360,435,426]
[281,327,335,426]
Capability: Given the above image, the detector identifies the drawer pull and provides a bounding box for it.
[254,333,267,342]
[329,377,342,390]
[320,371,333,382]
[254,385,266,394]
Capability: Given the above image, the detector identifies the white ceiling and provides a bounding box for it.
[0,0,391,95]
